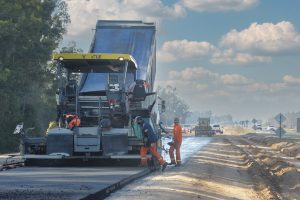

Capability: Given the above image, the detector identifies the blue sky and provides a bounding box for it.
[62,0,300,121]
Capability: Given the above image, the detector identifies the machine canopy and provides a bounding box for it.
[53,53,137,73]
[91,20,155,80]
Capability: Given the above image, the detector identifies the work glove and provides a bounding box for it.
[167,141,174,146]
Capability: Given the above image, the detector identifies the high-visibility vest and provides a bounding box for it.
[173,124,182,144]
[66,115,81,129]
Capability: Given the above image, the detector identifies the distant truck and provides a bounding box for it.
[195,118,215,137]
[182,124,194,134]
[212,124,223,134]
[253,124,262,130]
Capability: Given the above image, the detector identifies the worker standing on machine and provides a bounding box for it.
[169,117,182,166]
[66,114,81,130]
[135,116,168,172]
[55,89,63,123]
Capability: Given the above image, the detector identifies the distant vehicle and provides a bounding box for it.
[253,124,262,130]
[195,118,215,137]
[182,124,193,134]
[212,124,223,134]
[267,125,276,131]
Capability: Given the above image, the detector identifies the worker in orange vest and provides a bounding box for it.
[66,114,81,130]
[135,116,168,171]
[169,117,182,166]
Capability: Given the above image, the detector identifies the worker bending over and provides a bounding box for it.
[169,117,182,166]
[135,116,168,172]
[66,114,81,130]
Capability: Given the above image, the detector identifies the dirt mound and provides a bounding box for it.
[224,126,253,135]
[281,145,300,157]
[245,134,300,158]
[241,134,300,199]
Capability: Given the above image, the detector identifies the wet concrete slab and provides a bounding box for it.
[161,136,212,163]
[0,166,147,200]
[0,136,211,199]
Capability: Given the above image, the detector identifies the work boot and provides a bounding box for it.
[161,162,168,172]
[175,161,181,167]
[168,160,176,165]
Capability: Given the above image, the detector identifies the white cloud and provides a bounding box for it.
[180,0,259,12]
[158,67,300,119]
[158,40,271,64]
[283,75,300,84]
[220,74,250,85]
[220,21,300,54]
[168,67,218,82]
[158,79,209,92]
[65,0,185,37]
[247,82,287,92]
[157,21,300,64]
[157,40,216,62]
[161,67,289,97]
[210,48,271,64]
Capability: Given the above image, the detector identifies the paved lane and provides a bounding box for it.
[161,136,212,164]
[0,166,148,200]
[0,136,211,200]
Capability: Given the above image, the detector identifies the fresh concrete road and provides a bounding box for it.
[161,136,212,164]
[0,136,212,200]
[0,166,147,200]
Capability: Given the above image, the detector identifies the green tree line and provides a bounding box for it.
[0,0,70,153]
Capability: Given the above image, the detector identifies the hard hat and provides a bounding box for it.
[174,117,179,123]
[135,116,144,124]
[66,114,75,119]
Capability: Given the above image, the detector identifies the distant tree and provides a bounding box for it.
[157,85,190,125]
[0,0,70,153]
[61,41,83,53]
[245,120,249,127]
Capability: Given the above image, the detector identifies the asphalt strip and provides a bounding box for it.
[81,168,152,200]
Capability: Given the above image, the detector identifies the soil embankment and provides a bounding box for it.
[107,133,300,200]
[106,137,262,200]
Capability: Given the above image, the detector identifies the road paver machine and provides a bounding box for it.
[15,20,163,166]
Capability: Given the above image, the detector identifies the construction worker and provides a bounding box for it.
[55,88,66,123]
[66,114,81,130]
[135,116,168,171]
[169,117,182,166]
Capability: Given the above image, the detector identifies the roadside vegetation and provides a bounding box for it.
[0,0,70,153]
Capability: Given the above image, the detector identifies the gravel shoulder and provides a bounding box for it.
[106,137,261,200]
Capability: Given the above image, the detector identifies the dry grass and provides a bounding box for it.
[224,126,253,135]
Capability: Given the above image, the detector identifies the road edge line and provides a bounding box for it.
[80,168,152,200]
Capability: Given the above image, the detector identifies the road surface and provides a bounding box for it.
[3,134,297,199]
[106,136,261,200]
[0,136,211,200]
